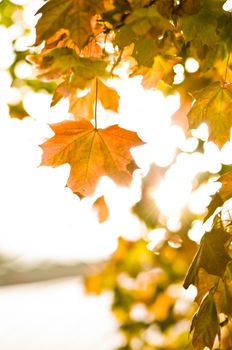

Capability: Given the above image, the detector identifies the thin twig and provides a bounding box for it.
[94,78,98,129]
[110,49,123,75]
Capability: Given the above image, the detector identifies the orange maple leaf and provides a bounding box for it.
[40,119,144,197]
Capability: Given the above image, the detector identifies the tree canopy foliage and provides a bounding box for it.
[1,0,232,349]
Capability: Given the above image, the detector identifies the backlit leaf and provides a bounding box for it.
[195,268,219,305]
[69,79,119,119]
[183,228,231,289]
[190,291,220,350]
[214,269,232,317]
[131,55,180,89]
[181,0,226,46]
[29,48,108,82]
[204,171,232,221]
[35,0,104,48]
[114,6,173,50]
[40,119,144,197]
[132,37,158,67]
[187,82,232,148]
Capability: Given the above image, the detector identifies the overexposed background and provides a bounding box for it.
[0,0,232,349]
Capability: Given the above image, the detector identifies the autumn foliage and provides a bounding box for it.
[5,0,232,349]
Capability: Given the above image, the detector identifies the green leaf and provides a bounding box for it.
[187,82,232,148]
[183,228,231,289]
[35,0,104,48]
[181,0,226,46]
[182,13,219,46]
[115,6,173,50]
[132,37,158,67]
[190,291,220,350]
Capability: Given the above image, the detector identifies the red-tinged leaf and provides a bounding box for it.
[93,196,109,223]
[183,228,231,289]
[69,80,119,119]
[42,29,103,58]
[35,0,104,48]
[187,82,232,148]
[190,291,220,350]
[40,119,144,197]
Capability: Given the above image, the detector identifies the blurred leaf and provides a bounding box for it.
[69,79,119,119]
[195,268,219,305]
[184,228,231,289]
[115,5,173,50]
[176,0,202,16]
[187,82,232,148]
[190,290,220,350]
[204,170,232,221]
[131,55,180,89]
[93,195,109,223]
[150,291,174,321]
[29,48,108,83]
[35,0,104,48]
[132,37,158,67]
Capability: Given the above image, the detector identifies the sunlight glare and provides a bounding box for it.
[223,0,232,11]
[221,140,232,164]
[147,228,166,251]
[15,60,34,79]
[185,58,199,73]
[166,217,182,232]
[191,123,209,141]
[188,220,205,243]
[203,142,221,173]
[0,26,15,69]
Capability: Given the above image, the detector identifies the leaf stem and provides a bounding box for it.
[224,51,231,83]
[94,78,98,129]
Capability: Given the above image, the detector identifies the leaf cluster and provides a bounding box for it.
[12,0,232,349]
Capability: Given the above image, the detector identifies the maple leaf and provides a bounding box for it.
[216,261,232,317]
[183,228,231,289]
[114,5,173,50]
[190,291,220,350]
[131,55,180,89]
[176,0,202,15]
[69,79,119,119]
[194,268,219,305]
[35,0,104,48]
[40,119,144,197]
[181,0,226,46]
[43,29,103,58]
[126,6,173,38]
[187,82,232,148]
[29,48,108,82]
[132,37,158,67]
